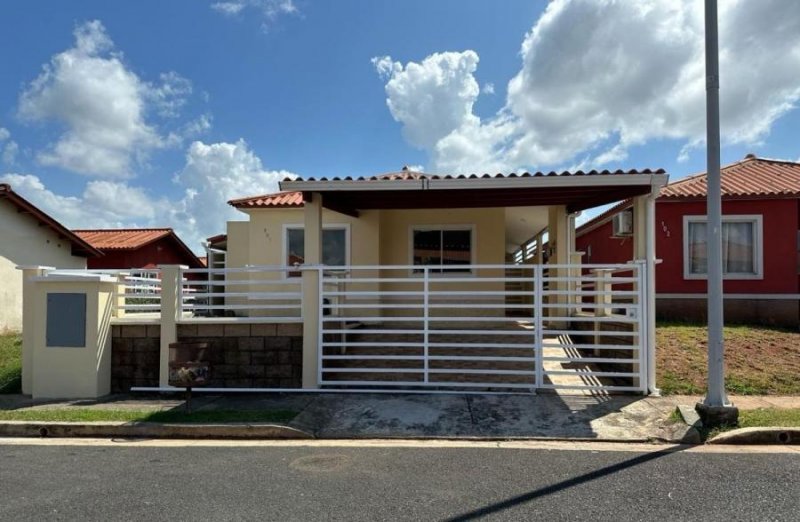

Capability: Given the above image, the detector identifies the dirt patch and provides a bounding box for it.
[657,323,800,395]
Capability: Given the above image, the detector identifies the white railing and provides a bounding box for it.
[319,264,537,390]
[316,263,646,393]
[539,263,645,392]
[179,266,303,322]
[83,269,163,315]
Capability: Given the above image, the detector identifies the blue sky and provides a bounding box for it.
[1,0,799,251]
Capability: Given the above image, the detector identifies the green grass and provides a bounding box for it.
[703,408,800,441]
[657,322,800,396]
[0,334,22,394]
[738,408,800,428]
[0,408,298,424]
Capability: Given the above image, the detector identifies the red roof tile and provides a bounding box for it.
[660,155,800,199]
[74,229,173,250]
[576,155,800,236]
[228,191,304,209]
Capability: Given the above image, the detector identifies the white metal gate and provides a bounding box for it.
[318,263,647,394]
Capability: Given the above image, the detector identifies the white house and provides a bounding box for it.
[0,183,101,332]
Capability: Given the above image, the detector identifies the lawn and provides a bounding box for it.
[0,333,22,394]
[657,322,800,395]
[0,408,297,423]
[738,408,800,428]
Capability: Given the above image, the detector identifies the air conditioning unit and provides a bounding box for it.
[612,209,634,237]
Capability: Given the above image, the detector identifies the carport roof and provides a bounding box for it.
[276,167,668,216]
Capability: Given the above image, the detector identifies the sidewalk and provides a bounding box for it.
[1,392,798,441]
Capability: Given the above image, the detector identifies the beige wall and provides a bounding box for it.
[227,206,509,319]
[29,278,114,399]
[0,200,87,333]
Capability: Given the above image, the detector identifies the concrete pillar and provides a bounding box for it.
[569,251,584,307]
[18,266,54,395]
[28,272,116,399]
[114,272,128,319]
[633,196,647,261]
[547,205,569,325]
[534,234,543,266]
[302,192,323,388]
[645,195,659,395]
[158,265,186,388]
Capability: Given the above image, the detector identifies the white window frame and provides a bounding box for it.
[682,214,763,280]
[282,223,351,278]
[408,224,476,276]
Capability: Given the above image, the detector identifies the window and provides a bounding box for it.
[411,227,473,273]
[683,215,763,279]
[285,226,348,276]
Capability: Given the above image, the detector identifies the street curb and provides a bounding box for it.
[0,421,314,440]
[707,427,800,445]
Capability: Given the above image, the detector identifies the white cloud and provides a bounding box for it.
[211,0,298,29]
[2,142,19,165]
[482,83,495,95]
[1,139,297,253]
[375,0,800,172]
[18,20,194,178]
[0,173,159,228]
[372,51,481,151]
[169,139,296,246]
[0,127,18,165]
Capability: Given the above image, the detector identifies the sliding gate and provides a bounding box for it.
[318,263,647,394]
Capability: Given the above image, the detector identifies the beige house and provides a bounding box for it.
[19,167,669,398]
[212,167,667,393]
[0,184,100,332]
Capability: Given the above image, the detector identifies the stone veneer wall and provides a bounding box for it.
[176,323,303,388]
[111,324,161,393]
[110,322,303,392]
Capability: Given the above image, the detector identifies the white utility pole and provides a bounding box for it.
[699,0,737,424]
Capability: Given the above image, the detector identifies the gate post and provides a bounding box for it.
[158,265,185,388]
[534,264,543,391]
[302,192,322,389]
[18,266,54,395]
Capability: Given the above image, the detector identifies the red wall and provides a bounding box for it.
[576,199,799,295]
[87,236,201,270]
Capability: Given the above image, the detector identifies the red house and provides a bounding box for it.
[576,154,800,327]
[73,228,204,270]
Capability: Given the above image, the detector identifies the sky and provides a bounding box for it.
[1,0,799,253]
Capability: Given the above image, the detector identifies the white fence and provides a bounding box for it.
[180,266,303,321]
[64,262,647,393]
[318,263,646,393]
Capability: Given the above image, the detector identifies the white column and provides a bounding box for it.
[157,265,186,388]
[302,192,323,388]
[633,195,647,260]
[17,266,53,395]
[547,205,569,325]
[645,194,659,395]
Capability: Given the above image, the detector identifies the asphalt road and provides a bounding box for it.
[1,442,798,521]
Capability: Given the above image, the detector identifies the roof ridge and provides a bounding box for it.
[73,227,173,232]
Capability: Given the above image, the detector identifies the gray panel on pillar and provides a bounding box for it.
[46,293,87,347]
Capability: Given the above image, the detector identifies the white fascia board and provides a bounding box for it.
[280,174,669,193]
[427,173,668,190]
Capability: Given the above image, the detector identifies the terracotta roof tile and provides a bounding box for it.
[73,229,173,250]
[228,191,304,209]
[576,155,800,236]
[660,155,800,199]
